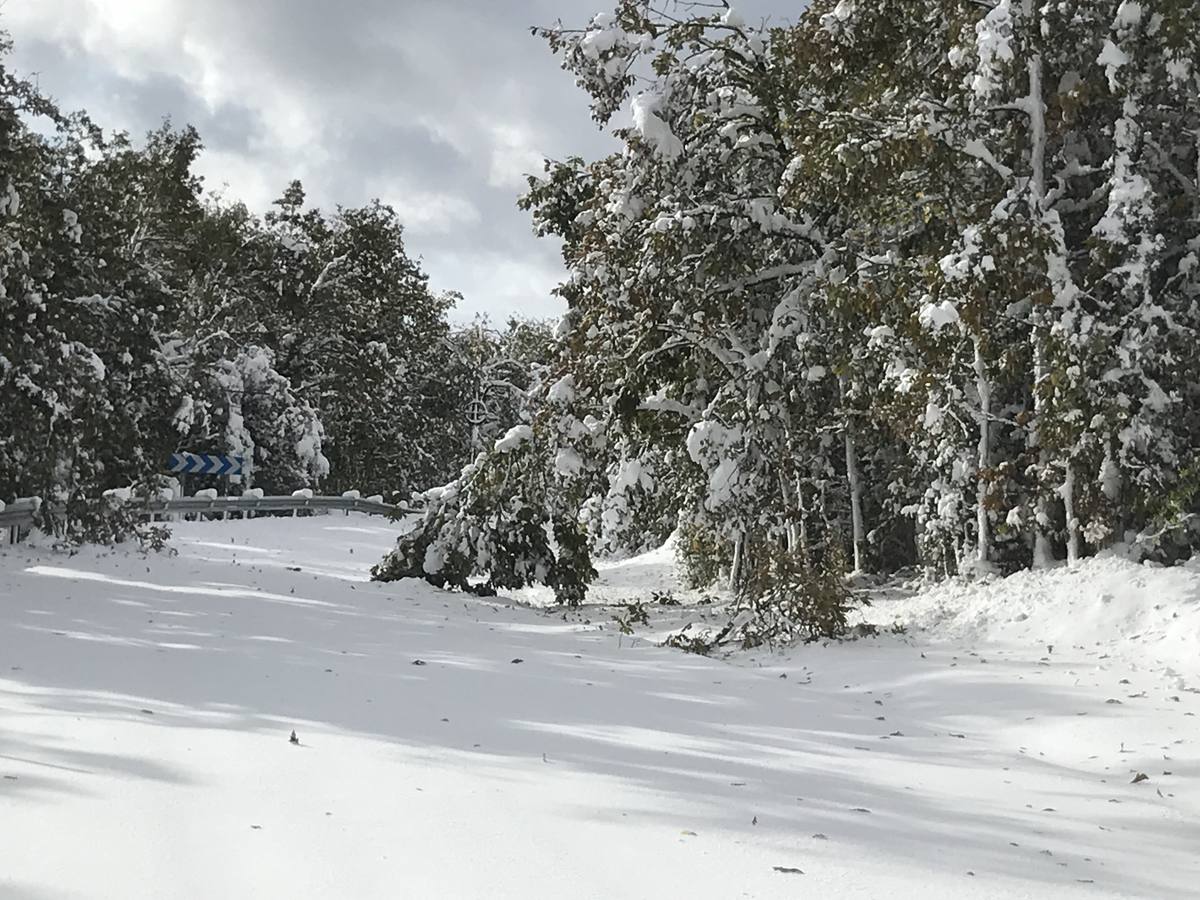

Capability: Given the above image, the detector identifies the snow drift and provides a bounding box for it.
[866,556,1200,684]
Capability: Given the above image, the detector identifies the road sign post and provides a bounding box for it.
[466,392,490,457]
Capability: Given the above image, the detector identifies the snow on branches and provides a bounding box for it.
[481,0,1199,612]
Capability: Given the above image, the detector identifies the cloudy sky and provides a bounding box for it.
[4,0,796,321]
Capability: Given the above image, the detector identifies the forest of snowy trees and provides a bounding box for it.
[378,0,1200,643]
[0,30,550,536]
[5,1,1200,645]
[5,8,1200,895]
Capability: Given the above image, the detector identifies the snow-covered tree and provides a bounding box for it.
[373,372,602,605]
[1,27,501,534]
[395,0,1200,620]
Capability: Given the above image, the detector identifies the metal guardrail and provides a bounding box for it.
[0,499,42,531]
[138,495,407,518]
[1,494,415,540]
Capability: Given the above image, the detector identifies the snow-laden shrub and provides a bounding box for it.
[675,517,732,590]
[212,346,329,492]
[728,538,857,648]
[373,378,601,605]
[371,451,595,605]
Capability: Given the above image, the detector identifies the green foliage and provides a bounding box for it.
[49,498,174,554]
[251,189,467,497]
[730,539,857,649]
[676,521,732,590]
[1137,459,1200,563]
[448,317,556,460]
[372,393,601,605]
[1150,460,1200,530]
[612,599,650,634]
[520,0,1200,593]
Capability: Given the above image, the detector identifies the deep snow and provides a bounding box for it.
[1,518,1197,899]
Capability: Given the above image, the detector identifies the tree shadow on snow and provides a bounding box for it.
[0,533,1196,898]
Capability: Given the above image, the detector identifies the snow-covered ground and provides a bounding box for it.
[1,518,1197,899]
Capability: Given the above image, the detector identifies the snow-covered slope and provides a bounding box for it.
[861,557,1200,686]
[1,520,1197,899]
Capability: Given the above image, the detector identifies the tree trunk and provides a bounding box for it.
[838,376,866,573]
[1027,50,1056,569]
[974,338,992,568]
[779,474,799,555]
[844,432,865,574]
[796,476,810,563]
[1063,463,1080,565]
[1031,350,1055,570]
[728,531,745,594]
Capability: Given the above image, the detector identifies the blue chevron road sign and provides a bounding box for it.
[167,452,244,476]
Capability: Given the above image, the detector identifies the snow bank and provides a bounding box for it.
[868,556,1200,682]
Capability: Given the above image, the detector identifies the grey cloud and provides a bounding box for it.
[14,36,264,153]
[6,0,799,319]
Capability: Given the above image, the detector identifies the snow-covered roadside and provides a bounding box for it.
[509,535,709,609]
[858,557,1200,688]
[1,519,1197,899]
[534,541,1200,694]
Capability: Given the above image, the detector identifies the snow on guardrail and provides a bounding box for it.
[1,493,416,539]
